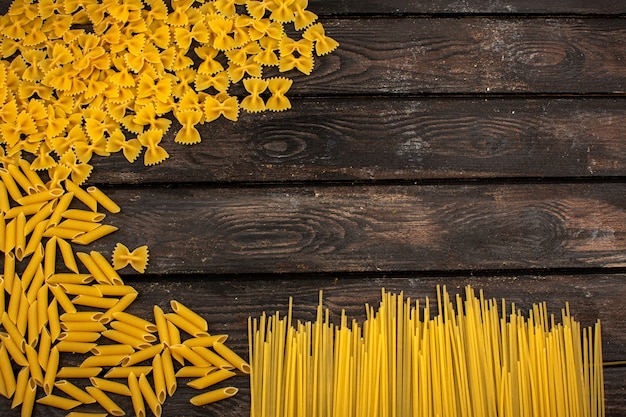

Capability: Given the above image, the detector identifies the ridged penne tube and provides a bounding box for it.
[49,283,77,314]
[48,299,61,342]
[65,180,97,211]
[72,224,118,245]
[54,380,97,404]
[23,222,47,257]
[7,276,22,322]
[139,372,162,417]
[17,188,63,206]
[21,378,37,417]
[113,311,158,333]
[0,168,22,201]
[0,344,16,398]
[65,413,108,417]
[56,367,102,379]
[121,343,164,367]
[58,219,101,232]
[27,302,39,347]
[81,354,125,368]
[57,331,102,343]
[4,219,16,253]
[110,321,158,343]
[0,182,10,213]
[152,353,166,404]
[0,332,28,366]
[213,341,251,374]
[27,267,45,306]
[99,293,138,323]
[57,238,79,273]
[187,369,236,390]
[76,252,111,285]
[7,164,35,194]
[175,366,215,378]
[60,311,103,322]
[87,186,121,213]
[104,366,153,379]
[14,212,26,260]
[90,250,123,285]
[85,386,126,416]
[24,200,55,235]
[0,364,6,398]
[3,252,15,293]
[36,394,82,410]
[167,322,183,364]
[43,347,59,395]
[37,328,51,370]
[189,386,238,406]
[161,349,177,396]
[182,335,229,348]
[153,306,170,346]
[62,209,106,222]
[16,291,28,334]
[25,344,44,386]
[0,279,3,317]
[90,377,132,396]
[169,344,212,367]
[0,214,5,253]
[94,285,138,296]
[170,300,209,332]
[43,226,84,240]
[60,283,103,297]
[5,202,45,219]
[192,346,234,370]
[11,367,29,409]
[164,313,209,338]
[55,341,98,354]
[48,274,94,285]
[2,311,25,350]
[128,372,146,417]
[21,245,44,289]
[43,236,58,279]
[91,344,135,356]
[18,160,46,192]
[47,191,74,227]
[61,321,107,333]
[71,295,119,309]
[102,330,152,350]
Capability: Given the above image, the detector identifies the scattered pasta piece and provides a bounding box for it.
[111,242,149,273]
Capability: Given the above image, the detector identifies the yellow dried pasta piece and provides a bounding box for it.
[111,242,149,273]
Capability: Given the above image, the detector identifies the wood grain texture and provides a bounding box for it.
[70,183,626,274]
[89,98,626,183]
[1,274,624,416]
[283,18,626,95]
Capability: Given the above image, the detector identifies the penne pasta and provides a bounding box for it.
[21,245,44,289]
[7,275,22,322]
[110,320,158,343]
[71,294,119,309]
[90,377,132,396]
[16,188,63,206]
[2,311,25,350]
[3,252,15,293]
[72,224,118,245]
[49,283,77,314]
[56,366,102,379]
[57,238,79,273]
[101,329,152,350]
[43,226,85,240]
[161,348,177,397]
[26,266,45,306]
[175,366,215,378]
[11,367,29,409]
[16,291,29,335]
[37,328,51,370]
[139,372,162,417]
[36,394,82,410]
[121,343,164,367]
[18,160,46,192]
[0,343,17,398]
[43,236,58,279]
[60,311,103,323]
[65,180,97,211]
[152,353,167,404]
[113,311,157,333]
[47,273,94,285]
[99,293,139,324]
[182,335,228,348]
[90,250,123,285]
[27,302,39,348]
[24,345,44,386]
[0,332,28,366]
[76,252,111,285]
[104,366,153,379]
[57,331,102,343]
[59,283,103,297]
[153,305,170,346]
[47,191,74,228]
[0,213,5,252]
[54,380,97,404]
[169,344,212,367]
[4,202,45,219]
[43,347,59,395]
[24,200,55,236]
[24,221,47,257]
[191,346,234,370]
[55,341,98,354]
[62,209,106,222]
[80,354,125,368]
[213,341,251,374]
[87,186,121,213]
[128,373,146,417]
[21,378,37,417]
[65,412,108,417]
[7,164,35,194]
[14,211,26,260]
[0,279,3,318]
[187,369,236,390]
[164,312,209,338]
[0,182,9,213]
[85,386,126,416]
[48,298,61,342]
[189,386,238,406]
[91,344,135,356]
[0,168,23,201]
[170,300,209,332]
[57,219,101,232]
[94,284,138,296]
[61,321,107,333]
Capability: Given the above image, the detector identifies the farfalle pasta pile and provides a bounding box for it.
[0,0,338,169]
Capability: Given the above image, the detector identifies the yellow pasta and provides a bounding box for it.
[99,293,139,324]
[111,243,149,273]
[61,321,107,333]
[60,283,104,298]
[43,346,59,395]
[139,372,163,417]
[113,311,158,333]
[71,294,119,309]
[49,283,77,314]
[62,209,106,223]
[192,346,234,370]
[24,344,44,386]
[36,394,83,410]
[170,300,209,332]
[85,386,126,416]
[57,331,102,343]
[48,274,94,285]
[111,321,158,343]
[65,412,109,417]
[161,348,177,397]
[187,369,236,390]
[55,341,98,354]
[169,344,212,367]
[90,377,132,396]
[16,188,63,206]
[91,344,135,356]
[11,367,29,409]
[64,180,97,212]
[37,328,51,370]
[190,386,238,406]
[153,305,170,346]
[48,298,61,342]
[0,343,17,398]
[89,250,124,285]
[104,366,153,379]
[183,335,229,348]
[14,212,26,259]
[20,378,37,417]
[0,332,28,367]
[95,285,138,297]
[152,353,167,404]
[121,343,164,367]
[43,236,58,279]
[80,354,126,368]
[102,329,152,350]
[54,380,97,404]
[56,367,103,379]
[87,186,122,213]
[213,341,251,374]
[164,312,209,337]
[128,372,146,417]
[47,191,74,228]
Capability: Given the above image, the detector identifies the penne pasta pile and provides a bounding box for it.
[249,286,605,417]
[0,161,250,416]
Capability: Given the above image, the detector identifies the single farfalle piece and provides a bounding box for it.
[266,77,292,111]
[196,46,224,75]
[133,102,172,133]
[59,149,92,185]
[204,92,239,122]
[292,0,317,30]
[137,73,172,104]
[240,77,267,113]
[208,17,236,51]
[31,142,56,170]
[112,242,149,273]
[106,129,142,163]
[227,56,262,83]
[303,22,339,56]
[174,110,203,145]
[279,53,313,75]
[195,70,230,93]
[270,0,295,23]
[279,36,313,58]
[174,21,209,51]
[137,128,168,165]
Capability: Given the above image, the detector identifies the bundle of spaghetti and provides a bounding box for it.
[248,285,605,417]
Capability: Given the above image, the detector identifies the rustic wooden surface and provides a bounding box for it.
[1,0,626,416]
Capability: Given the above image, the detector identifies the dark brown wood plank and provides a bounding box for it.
[286,18,626,95]
[3,274,625,416]
[89,97,626,184]
[78,183,626,274]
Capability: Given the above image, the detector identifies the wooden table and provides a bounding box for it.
[2,0,626,415]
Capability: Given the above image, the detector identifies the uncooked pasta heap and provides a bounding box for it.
[249,286,605,417]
